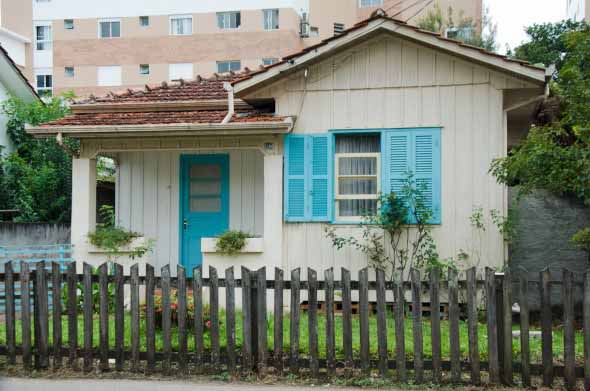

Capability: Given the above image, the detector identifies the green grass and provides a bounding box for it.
[0,311,584,364]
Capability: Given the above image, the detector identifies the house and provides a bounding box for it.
[29,12,547,278]
[0,45,38,156]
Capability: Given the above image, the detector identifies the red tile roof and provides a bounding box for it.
[39,109,283,127]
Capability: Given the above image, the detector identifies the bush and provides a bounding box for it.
[215,230,251,256]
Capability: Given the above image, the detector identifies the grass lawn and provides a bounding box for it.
[0,311,583,364]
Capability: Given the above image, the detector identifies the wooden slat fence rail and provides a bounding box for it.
[0,262,587,388]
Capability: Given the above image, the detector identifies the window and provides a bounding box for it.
[36,74,52,96]
[64,19,74,30]
[217,11,241,29]
[99,19,121,38]
[445,27,474,41]
[262,58,278,66]
[359,0,383,7]
[139,64,150,75]
[169,63,193,81]
[139,16,150,27]
[216,60,241,73]
[97,66,122,86]
[35,25,52,51]
[64,67,74,77]
[334,23,345,35]
[170,15,192,35]
[263,9,279,30]
[334,134,381,220]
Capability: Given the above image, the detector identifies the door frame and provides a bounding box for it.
[178,153,230,270]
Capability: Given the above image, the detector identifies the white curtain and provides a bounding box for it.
[172,18,192,35]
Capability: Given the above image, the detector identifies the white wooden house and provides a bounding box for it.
[29,13,547,279]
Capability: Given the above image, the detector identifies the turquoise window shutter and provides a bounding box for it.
[310,134,332,221]
[383,130,411,196]
[284,134,307,221]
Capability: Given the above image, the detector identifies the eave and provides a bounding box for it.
[71,99,251,114]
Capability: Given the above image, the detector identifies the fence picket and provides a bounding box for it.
[429,268,441,384]
[325,268,335,376]
[308,268,319,377]
[584,271,590,391]
[519,269,530,387]
[448,268,460,383]
[193,266,204,370]
[485,267,500,383]
[376,268,388,377]
[540,268,553,386]
[359,268,370,376]
[98,263,109,372]
[36,261,49,369]
[210,266,220,367]
[394,274,406,382]
[466,267,480,384]
[177,265,187,373]
[145,264,156,371]
[257,267,268,374]
[563,269,576,390]
[130,264,140,372]
[411,268,424,383]
[20,261,32,369]
[114,263,124,371]
[341,268,353,373]
[66,262,77,369]
[501,270,513,385]
[161,265,172,375]
[290,268,301,375]
[274,268,284,373]
[225,267,236,374]
[241,267,253,372]
[83,263,93,373]
[52,262,63,369]
[5,261,15,365]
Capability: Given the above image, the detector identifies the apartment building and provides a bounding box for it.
[567,0,589,21]
[32,0,482,97]
[0,1,33,80]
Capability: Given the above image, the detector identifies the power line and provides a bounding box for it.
[397,0,435,22]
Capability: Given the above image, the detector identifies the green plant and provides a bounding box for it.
[571,228,590,264]
[215,230,250,256]
[61,265,115,313]
[87,205,154,261]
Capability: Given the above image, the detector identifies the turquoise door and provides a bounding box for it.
[180,154,229,271]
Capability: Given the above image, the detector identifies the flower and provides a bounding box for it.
[205,320,212,328]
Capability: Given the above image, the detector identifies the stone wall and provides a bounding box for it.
[0,223,71,247]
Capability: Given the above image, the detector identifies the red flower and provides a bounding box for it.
[170,303,178,310]
[205,320,212,328]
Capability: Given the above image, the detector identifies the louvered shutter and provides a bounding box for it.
[284,134,307,221]
[383,131,411,197]
[310,135,332,221]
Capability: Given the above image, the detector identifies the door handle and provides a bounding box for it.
[183,218,189,230]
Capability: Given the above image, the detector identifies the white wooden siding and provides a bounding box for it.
[115,149,265,270]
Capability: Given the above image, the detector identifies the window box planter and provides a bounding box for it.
[87,236,147,254]
[201,237,264,254]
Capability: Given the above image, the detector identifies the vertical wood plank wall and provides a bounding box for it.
[116,149,265,271]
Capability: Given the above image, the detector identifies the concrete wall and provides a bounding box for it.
[0,223,71,246]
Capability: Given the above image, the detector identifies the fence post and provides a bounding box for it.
[249,269,259,371]
[563,268,575,391]
[540,268,553,387]
[495,272,506,383]
[5,261,16,365]
[256,267,268,375]
[485,267,500,383]
[241,267,253,372]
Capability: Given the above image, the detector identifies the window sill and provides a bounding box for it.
[201,237,264,254]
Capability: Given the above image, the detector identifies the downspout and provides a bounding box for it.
[221,82,235,124]
[56,131,80,158]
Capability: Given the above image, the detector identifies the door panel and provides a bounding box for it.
[180,154,229,272]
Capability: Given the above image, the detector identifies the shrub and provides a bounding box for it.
[215,230,251,256]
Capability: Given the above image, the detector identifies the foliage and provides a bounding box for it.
[0,94,77,223]
[491,27,590,204]
[87,205,154,261]
[61,265,115,313]
[513,20,588,72]
[417,4,498,52]
[571,228,590,264]
[215,230,251,256]
[326,171,445,280]
[147,291,213,332]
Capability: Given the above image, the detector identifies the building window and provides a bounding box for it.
[36,74,53,96]
[217,60,241,73]
[170,15,192,35]
[445,27,474,41]
[35,25,52,51]
[139,64,150,75]
[334,134,381,221]
[262,58,278,66]
[64,19,74,30]
[263,9,279,30]
[139,16,150,27]
[334,23,345,35]
[217,11,241,29]
[99,19,121,38]
[64,67,74,77]
[359,0,383,7]
[169,63,193,81]
[97,66,122,86]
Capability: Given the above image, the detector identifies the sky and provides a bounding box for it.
[486,0,567,54]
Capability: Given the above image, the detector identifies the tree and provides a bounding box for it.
[514,20,588,73]
[0,94,77,223]
[417,3,498,52]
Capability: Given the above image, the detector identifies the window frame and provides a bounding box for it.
[216,60,241,73]
[139,64,150,75]
[359,0,384,7]
[35,73,53,97]
[98,18,121,38]
[64,19,74,30]
[262,58,278,66]
[263,9,279,30]
[64,67,74,77]
[169,14,193,35]
[139,16,150,27]
[217,11,241,30]
[35,24,52,51]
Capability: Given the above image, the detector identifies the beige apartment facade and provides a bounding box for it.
[567,0,590,21]
[0,0,33,80]
[32,0,482,98]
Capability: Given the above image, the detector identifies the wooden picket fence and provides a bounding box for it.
[0,261,588,389]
